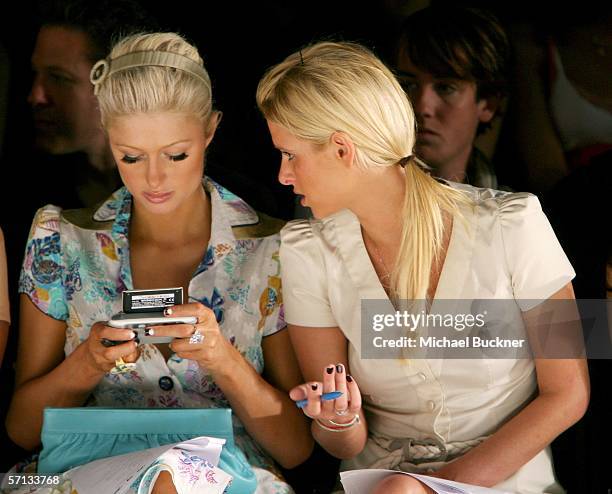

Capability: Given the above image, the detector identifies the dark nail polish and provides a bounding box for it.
[311,384,318,391]
[326,366,334,374]
[347,375,353,382]
[336,364,343,373]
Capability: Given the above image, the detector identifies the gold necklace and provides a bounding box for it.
[364,231,392,288]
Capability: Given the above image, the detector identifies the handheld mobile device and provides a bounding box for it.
[102,312,197,345]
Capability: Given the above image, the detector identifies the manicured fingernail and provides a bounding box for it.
[164,307,173,316]
[326,366,334,374]
[311,384,318,391]
[336,364,343,373]
[347,375,353,382]
[144,327,155,336]
[130,331,136,339]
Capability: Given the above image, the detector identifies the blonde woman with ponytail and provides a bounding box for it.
[257,41,588,493]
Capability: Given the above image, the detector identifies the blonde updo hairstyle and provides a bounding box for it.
[257,41,470,301]
[95,32,214,130]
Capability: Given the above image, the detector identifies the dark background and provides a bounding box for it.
[0,0,541,221]
[0,1,609,492]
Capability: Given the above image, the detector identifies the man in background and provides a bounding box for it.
[28,0,157,207]
[394,6,510,189]
[0,0,157,467]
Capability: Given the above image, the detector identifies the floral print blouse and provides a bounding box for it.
[18,178,289,484]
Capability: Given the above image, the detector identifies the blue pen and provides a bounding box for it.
[295,391,343,408]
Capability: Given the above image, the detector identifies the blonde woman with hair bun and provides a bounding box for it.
[8,32,312,494]
[258,41,588,493]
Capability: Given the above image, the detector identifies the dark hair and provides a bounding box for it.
[396,6,510,127]
[37,0,159,62]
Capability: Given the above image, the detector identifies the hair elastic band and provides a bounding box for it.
[398,155,413,168]
[90,51,209,95]
[398,155,433,172]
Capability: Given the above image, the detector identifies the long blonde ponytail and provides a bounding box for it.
[257,41,472,300]
[394,160,469,300]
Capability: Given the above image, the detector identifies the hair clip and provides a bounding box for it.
[90,59,110,95]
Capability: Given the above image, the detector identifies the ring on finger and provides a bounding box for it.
[334,406,349,416]
[189,328,204,345]
[110,357,136,375]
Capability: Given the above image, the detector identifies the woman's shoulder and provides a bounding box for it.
[29,188,129,235]
[61,206,115,232]
[24,203,115,266]
[280,218,315,244]
[450,182,543,218]
[26,192,125,253]
[280,209,357,245]
[28,204,64,238]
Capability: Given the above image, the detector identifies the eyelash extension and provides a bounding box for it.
[120,153,189,164]
[121,155,141,164]
[280,151,295,161]
[168,153,189,162]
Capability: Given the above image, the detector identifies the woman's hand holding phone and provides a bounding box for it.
[148,302,242,377]
[86,309,196,374]
[91,302,240,375]
[84,321,140,374]
[106,314,197,344]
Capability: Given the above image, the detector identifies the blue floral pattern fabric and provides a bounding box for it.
[18,178,289,492]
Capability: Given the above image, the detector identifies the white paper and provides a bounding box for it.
[64,436,226,494]
[340,469,511,494]
[137,446,232,494]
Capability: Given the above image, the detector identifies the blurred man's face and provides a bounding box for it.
[396,52,494,176]
[29,25,102,155]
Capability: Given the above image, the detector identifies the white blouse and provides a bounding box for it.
[280,184,574,494]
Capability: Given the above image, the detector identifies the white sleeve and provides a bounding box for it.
[280,220,337,327]
[498,192,575,311]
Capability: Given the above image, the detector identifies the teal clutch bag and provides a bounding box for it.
[38,407,257,494]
